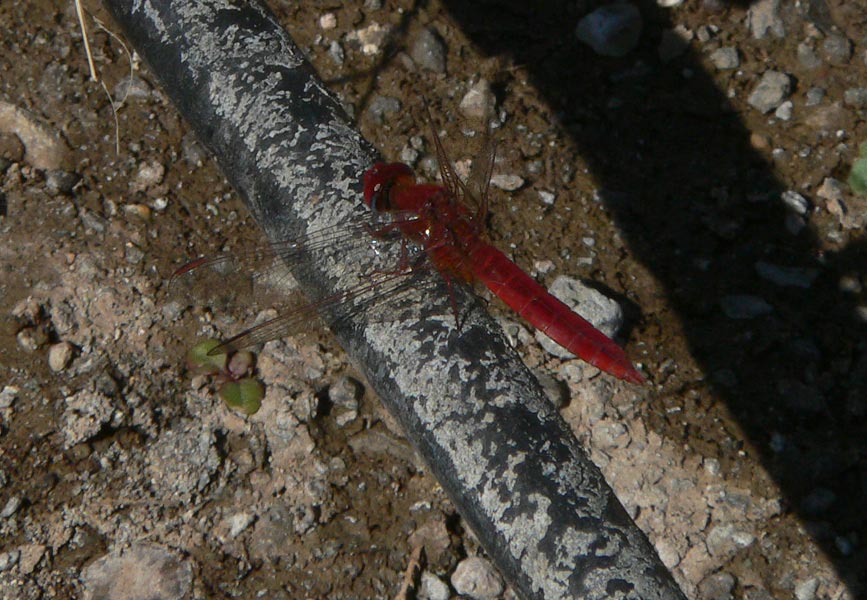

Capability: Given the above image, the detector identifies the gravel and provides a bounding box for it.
[747,70,793,113]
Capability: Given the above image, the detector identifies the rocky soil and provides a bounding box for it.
[1,0,865,599]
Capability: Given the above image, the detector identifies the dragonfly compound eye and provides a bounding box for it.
[363,162,415,211]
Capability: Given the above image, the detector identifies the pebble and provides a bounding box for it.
[368,95,401,123]
[16,327,47,352]
[654,538,681,569]
[0,495,22,518]
[754,261,817,288]
[350,22,390,56]
[17,544,45,575]
[817,177,844,204]
[796,43,822,70]
[535,371,567,408]
[329,375,361,427]
[575,2,642,58]
[749,132,771,151]
[0,385,19,409]
[705,525,740,557]
[62,389,116,448]
[48,341,74,372]
[820,34,852,65]
[804,87,825,106]
[720,295,773,319]
[536,276,625,358]
[0,550,20,571]
[44,169,80,195]
[747,71,792,113]
[746,0,785,39]
[12,297,42,322]
[829,194,867,230]
[79,208,107,233]
[459,79,495,120]
[81,543,192,600]
[122,203,152,221]
[695,25,715,43]
[709,47,739,70]
[698,571,736,600]
[538,190,555,205]
[328,40,345,65]
[534,259,555,274]
[558,361,585,385]
[451,556,504,600]
[113,75,152,100]
[592,419,630,449]
[704,457,721,476]
[131,159,165,192]
[732,531,756,548]
[227,512,255,539]
[795,578,819,600]
[489,173,524,191]
[781,190,809,215]
[843,88,867,108]
[774,101,793,120]
[181,132,206,165]
[411,28,447,73]
[419,572,450,600]
[400,145,419,165]
[319,12,337,30]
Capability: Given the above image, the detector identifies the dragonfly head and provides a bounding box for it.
[363,162,415,211]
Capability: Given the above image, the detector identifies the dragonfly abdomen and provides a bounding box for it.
[467,242,644,384]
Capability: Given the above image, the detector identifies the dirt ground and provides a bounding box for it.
[1,0,866,599]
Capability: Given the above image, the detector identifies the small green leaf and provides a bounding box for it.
[187,339,227,375]
[848,157,867,195]
[220,378,264,415]
[859,141,867,159]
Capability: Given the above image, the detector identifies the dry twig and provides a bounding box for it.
[393,544,425,600]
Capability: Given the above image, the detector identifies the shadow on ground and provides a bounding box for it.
[434,0,866,595]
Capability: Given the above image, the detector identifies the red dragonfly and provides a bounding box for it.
[175,111,644,385]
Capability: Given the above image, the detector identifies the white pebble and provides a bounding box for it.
[451,556,504,600]
[48,342,74,372]
[319,13,337,30]
[489,173,524,191]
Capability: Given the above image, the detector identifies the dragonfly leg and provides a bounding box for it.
[362,221,398,239]
[439,272,465,332]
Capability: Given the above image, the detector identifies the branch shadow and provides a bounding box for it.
[436,0,867,595]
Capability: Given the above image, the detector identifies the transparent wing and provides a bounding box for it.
[169,210,420,290]
[423,98,495,221]
[211,265,430,354]
[463,131,496,222]
[169,210,427,353]
[423,98,465,205]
